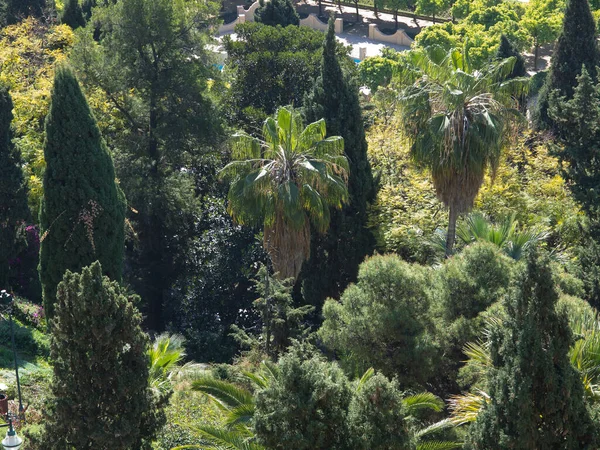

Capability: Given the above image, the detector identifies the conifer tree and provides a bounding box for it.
[534,0,599,129]
[301,19,376,309]
[39,65,126,318]
[254,0,300,27]
[549,66,600,218]
[61,0,85,29]
[465,250,597,449]
[496,34,526,80]
[41,262,162,449]
[0,86,30,289]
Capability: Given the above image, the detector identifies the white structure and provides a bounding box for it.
[221,1,343,34]
[368,24,413,47]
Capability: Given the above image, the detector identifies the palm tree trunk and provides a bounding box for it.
[446,205,457,258]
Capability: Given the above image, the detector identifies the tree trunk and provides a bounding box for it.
[534,42,539,71]
[355,1,359,22]
[374,2,379,19]
[395,11,398,30]
[446,205,457,258]
[318,0,322,16]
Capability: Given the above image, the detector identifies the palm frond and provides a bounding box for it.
[403,392,444,414]
[416,440,463,450]
[191,377,254,409]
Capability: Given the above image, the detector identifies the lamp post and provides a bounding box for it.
[0,291,24,450]
[0,416,22,450]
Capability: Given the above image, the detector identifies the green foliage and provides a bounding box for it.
[39,64,126,318]
[0,19,74,216]
[254,0,299,27]
[535,0,599,129]
[231,265,314,358]
[358,56,399,92]
[301,19,376,311]
[495,34,526,79]
[519,0,563,70]
[347,373,411,449]
[253,346,353,450]
[222,22,334,129]
[220,106,349,280]
[465,251,598,449]
[320,254,436,387]
[0,85,30,289]
[60,0,85,29]
[41,262,163,449]
[164,195,266,363]
[71,0,223,329]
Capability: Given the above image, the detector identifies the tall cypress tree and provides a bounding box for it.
[465,250,597,449]
[534,0,599,129]
[301,19,376,309]
[61,0,86,29]
[0,86,30,289]
[39,65,126,318]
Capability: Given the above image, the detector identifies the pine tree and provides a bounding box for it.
[465,250,597,449]
[39,65,126,318]
[301,19,376,310]
[534,0,599,129]
[41,262,163,449]
[496,34,526,79]
[61,0,85,29]
[0,86,30,289]
[254,0,300,27]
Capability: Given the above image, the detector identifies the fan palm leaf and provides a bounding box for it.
[220,106,349,279]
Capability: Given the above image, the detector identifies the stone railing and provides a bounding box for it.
[219,14,246,33]
[220,1,343,34]
[368,24,413,47]
[237,1,261,22]
[300,14,343,33]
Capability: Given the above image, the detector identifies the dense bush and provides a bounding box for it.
[320,254,436,387]
[254,346,353,450]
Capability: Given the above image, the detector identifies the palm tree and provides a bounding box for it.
[220,106,349,280]
[148,333,204,396]
[399,47,527,256]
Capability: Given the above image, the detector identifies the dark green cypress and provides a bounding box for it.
[301,19,376,310]
[41,262,162,449]
[495,34,526,79]
[0,86,30,289]
[254,0,300,27]
[465,250,597,449]
[39,65,126,318]
[534,0,599,129]
[60,0,86,29]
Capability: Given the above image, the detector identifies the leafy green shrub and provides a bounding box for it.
[319,254,436,387]
[254,346,353,450]
[435,242,513,322]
